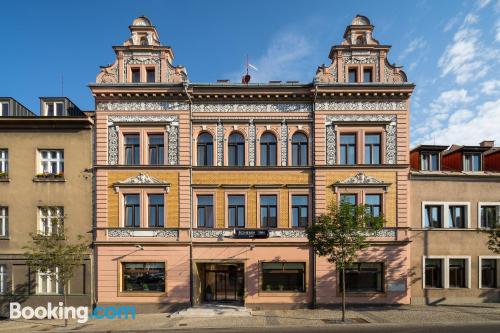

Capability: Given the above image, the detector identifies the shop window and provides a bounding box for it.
[340,263,384,292]
[261,262,305,292]
[122,262,165,292]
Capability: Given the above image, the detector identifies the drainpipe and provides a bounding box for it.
[184,82,194,307]
[311,84,318,309]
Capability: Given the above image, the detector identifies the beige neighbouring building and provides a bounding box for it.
[409,143,500,304]
[0,97,94,316]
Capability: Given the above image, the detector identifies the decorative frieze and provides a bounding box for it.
[315,100,406,111]
[97,101,189,111]
[336,172,387,185]
[269,229,307,238]
[192,229,229,238]
[325,114,397,165]
[119,173,165,185]
[192,103,312,113]
[107,228,179,238]
[107,115,179,165]
[280,121,288,166]
[248,120,256,166]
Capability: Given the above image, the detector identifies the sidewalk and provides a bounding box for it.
[1,304,500,332]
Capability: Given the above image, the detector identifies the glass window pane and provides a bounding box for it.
[198,195,213,206]
[340,194,356,205]
[365,195,380,205]
[125,194,140,205]
[292,195,308,206]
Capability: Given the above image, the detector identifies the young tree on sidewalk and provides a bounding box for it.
[24,217,89,327]
[483,217,500,254]
[306,201,384,322]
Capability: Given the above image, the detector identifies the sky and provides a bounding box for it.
[1,0,499,147]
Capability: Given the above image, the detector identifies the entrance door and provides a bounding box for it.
[204,263,243,303]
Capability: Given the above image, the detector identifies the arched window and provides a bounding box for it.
[291,132,308,166]
[356,35,366,45]
[260,132,277,166]
[197,133,213,166]
[140,37,149,46]
[228,133,245,166]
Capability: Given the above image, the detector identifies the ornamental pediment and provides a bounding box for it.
[333,173,390,191]
[113,173,170,191]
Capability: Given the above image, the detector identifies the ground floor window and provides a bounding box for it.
[340,262,384,292]
[261,262,305,292]
[481,258,499,288]
[122,262,165,292]
[37,268,61,294]
[448,258,467,288]
[424,258,443,288]
[0,265,6,294]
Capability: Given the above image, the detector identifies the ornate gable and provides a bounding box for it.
[96,16,187,84]
[315,15,407,84]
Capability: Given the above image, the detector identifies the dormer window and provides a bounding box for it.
[0,102,9,116]
[464,153,481,171]
[421,152,439,171]
[140,37,149,46]
[356,35,366,45]
[45,102,63,116]
[363,68,373,83]
[348,69,358,83]
[146,68,155,83]
[131,68,141,83]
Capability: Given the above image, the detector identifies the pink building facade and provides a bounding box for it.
[90,15,413,312]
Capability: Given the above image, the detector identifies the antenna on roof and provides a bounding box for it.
[242,55,258,84]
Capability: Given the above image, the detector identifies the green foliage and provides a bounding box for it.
[484,220,500,254]
[23,226,89,295]
[306,201,384,269]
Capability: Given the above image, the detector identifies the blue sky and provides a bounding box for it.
[1,0,499,146]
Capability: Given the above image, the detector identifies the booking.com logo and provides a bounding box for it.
[10,302,136,323]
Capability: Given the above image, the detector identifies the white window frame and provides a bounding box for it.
[0,149,7,174]
[421,202,470,229]
[38,150,64,175]
[0,265,6,294]
[38,207,64,235]
[478,256,500,289]
[0,207,7,237]
[0,102,9,116]
[478,202,500,229]
[36,268,61,294]
[423,256,471,289]
[44,102,64,116]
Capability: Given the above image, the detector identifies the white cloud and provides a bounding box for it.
[448,109,474,124]
[477,0,492,8]
[481,80,500,94]
[419,99,500,145]
[428,89,476,115]
[496,20,500,42]
[399,37,427,60]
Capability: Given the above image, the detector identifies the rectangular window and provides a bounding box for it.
[424,205,442,228]
[0,149,7,175]
[260,195,277,228]
[122,262,165,293]
[425,258,443,288]
[340,194,357,206]
[261,262,305,292]
[131,68,141,83]
[292,195,309,228]
[464,153,481,171]
[228,195,245,228]
[341,263,384,292]
[197,195,214,228]
[449,205,466,228]
[124,134,140,165]
[481,259,498,288]
[37,268,61,294]
[39,150,64,175]
[481,205,499,228]
[1,102,9,116]
[364,134,381,164]
[365,194,382,217]
[0,207,8,237]
[340,134,357,165]
[363,68,373,83]
[0,265,6,294]
[348,68,358,83]
[148,194,164,227]
[124,194,140,227]
[39,207,63,236]
[148,134,164,165]
[146,68,155,83]
[45,102,63,116]
[421,152,439,171]
[449,259,467,288]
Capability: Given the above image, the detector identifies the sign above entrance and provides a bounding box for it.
[233,229,269,239]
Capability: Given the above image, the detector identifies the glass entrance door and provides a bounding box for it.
[204,263,244,303]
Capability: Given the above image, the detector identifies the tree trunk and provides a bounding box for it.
[341,266,346,322]
[63,284,68,327]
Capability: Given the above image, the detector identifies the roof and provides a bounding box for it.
[410,145,449,153]
[442,145,491,155]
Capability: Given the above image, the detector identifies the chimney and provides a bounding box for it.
[480,140,495,147]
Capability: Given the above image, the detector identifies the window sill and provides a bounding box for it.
[423,287,445,290]
[33,176,66,182]
[0,176,9,182]
[119,291,167,297]
[338,291,386,297]
[479,287,500,290]
[0,236,10,240]
[259,291,306,297]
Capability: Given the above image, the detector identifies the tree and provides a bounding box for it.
[24,224,89,327]
[483,219,500,254]
[306,201,384,322]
